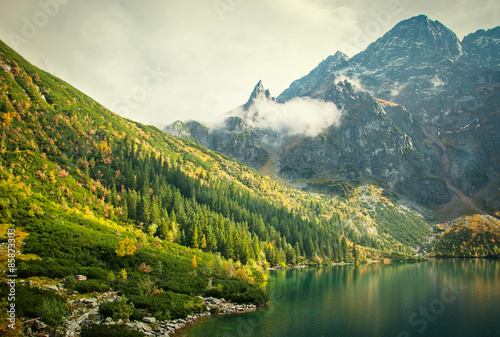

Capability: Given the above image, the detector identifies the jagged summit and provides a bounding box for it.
[326,51,350,66]
[277,51,349,103]
[243,80,274,110]
[350,15,462,69]
[461,26,500,70]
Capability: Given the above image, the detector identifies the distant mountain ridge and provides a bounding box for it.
[165,15,500,221]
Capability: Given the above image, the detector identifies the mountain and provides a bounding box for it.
[460,26,500,70]
[166,16,500,221]
[0,37,440,333]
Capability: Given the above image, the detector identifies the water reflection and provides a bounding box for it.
[180,259,500,337]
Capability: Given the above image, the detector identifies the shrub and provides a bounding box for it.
[80,324,143,337]
[204,279,268,305]
[74,279,109,293]
[63,275,77,291]
[81,266,109,280]
[129,291,204,319]
[99,299,134,322]
[0,284,67,326]
[38,297,67,327]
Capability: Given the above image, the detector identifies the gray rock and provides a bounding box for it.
[126,322,137,329]
[32,320,47,330]
[74,275,87,282]
[45,285,59,291]
[142,316,156,324]
[137,322,153,332]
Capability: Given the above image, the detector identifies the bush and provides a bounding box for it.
[80,324,143,337]
[0,284,67,326]
[129,291,204,319]
[204,279,268,305]
[38,297,67,327]
[17,259,75,278]
[81,267,109,280]
[63,275,77,291]
[75,279,109,293]
[99,299,134,322]
[129,308,146,322]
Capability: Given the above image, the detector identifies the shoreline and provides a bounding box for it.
[171,299,265,336]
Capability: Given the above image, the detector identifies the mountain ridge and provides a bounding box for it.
[165,15,500,222]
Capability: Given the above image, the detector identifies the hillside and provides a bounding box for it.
[431,214,500,257]
[0,37,434,335]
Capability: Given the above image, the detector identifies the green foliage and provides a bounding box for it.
[205,279,268,305]
[129,291,204,320]
[38,297,68,327]
[0,284,67,325]
[75,279,109,293]
[63,275,77,291]
[372,205,430,248]
[99,299,134,322]
[80,324,144,337]
[432,226,500,257]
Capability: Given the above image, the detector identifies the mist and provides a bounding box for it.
[240,97,343,137]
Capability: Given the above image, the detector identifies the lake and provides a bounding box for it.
[178,259,500,337]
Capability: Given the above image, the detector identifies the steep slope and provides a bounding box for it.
[0,39,283,333]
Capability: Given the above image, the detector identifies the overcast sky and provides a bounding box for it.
[0,0,498,127]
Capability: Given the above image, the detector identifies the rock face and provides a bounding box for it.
[165,15,500,214]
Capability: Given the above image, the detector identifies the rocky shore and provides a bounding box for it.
[22,292,259,337]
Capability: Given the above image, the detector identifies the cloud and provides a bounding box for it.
[335,74,367,93]
[237,97,343,137]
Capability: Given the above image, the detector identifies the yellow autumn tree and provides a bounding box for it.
[119,268,128,281]
[115,237,137,257]
[192,255,198,268]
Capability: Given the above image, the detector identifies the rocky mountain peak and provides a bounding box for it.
[461,26,500,70]
[277,51,349,103]
[244,80,274,110]
[325,51,350,68]
[350,15,462,69]
[388,15,461,55]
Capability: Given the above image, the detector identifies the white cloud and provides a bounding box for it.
[335,74,368,93]
[235,97,343,137]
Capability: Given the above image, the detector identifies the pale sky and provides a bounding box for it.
[0,0,498,127]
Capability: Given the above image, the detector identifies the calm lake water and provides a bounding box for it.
[178,259,500,337]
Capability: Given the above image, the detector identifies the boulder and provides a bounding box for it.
[74,275,88,282]
[142,317,156,324]
[45,285,59,291]
[137,322,153,332]
[32,320,47,331]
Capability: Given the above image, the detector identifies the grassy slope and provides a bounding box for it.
[431,214,500,257]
